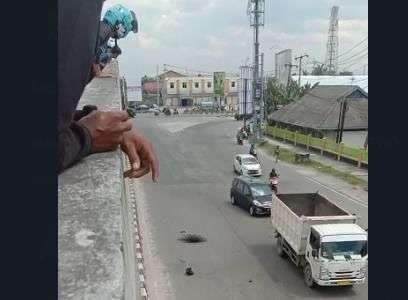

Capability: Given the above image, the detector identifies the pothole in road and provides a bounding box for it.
[178,232,207,243]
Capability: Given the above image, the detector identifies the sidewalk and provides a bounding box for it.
[263,136,368,184]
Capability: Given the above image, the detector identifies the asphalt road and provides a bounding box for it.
[133,114,368,300]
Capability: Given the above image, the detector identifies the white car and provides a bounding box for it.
[233,154,262,177]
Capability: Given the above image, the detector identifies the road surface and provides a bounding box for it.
[132,115,368,300]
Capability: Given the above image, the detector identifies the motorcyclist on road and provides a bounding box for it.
[269,168,279,179]
[249,144,257,158]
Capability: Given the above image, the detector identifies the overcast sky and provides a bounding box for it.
[103,0,368,85]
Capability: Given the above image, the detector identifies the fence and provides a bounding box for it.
[265,125,368,167]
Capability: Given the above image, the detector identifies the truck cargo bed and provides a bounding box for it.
[277,193,349,217]
[271,193,356,255]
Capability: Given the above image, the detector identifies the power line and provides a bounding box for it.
[341,58,369,71]
[338,53,368,66]
[337,36,368,58]
[337,47,368,65]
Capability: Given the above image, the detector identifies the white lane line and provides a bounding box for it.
[305,176,368,208]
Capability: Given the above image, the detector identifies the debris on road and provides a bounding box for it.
[178,233,207,243]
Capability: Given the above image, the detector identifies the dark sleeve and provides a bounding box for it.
[58,0,104,174]
[58,123,92,171]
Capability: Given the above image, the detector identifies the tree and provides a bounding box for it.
[264,77,313,115]
[311,64,327,75]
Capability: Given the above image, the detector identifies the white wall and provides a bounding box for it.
[167,79,177,95]
[342,131,368,148]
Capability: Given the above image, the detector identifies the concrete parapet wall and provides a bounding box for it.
[58,60,138,299]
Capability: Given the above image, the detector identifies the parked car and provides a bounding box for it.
[136,104,149,113]
[147,108,160,115]
[233,154,262,177]
[230,176,273,216]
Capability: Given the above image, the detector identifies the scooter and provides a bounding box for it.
[269,176,279,194]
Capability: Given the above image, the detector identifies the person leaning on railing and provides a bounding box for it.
[58,0,159,181]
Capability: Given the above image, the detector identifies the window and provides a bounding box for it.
[195,82,199,88]
[321,240,368,259]
[242,157,258,164]
[309,229,320,249]
[243,184,251,196]
[182,82,187,88]
[231,81,236,88]
[250,184,272,197]
[170,82,174,89]
[207,82,212,88]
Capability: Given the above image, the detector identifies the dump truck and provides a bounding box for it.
[271,193,368,288]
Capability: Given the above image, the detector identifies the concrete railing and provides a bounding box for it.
[58,60,138,299]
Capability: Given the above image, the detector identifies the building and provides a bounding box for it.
[159,70,239,109]
[268,85,368,148]
[275,49,292,86]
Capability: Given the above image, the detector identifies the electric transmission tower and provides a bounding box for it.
[325,6,339,74]
[247,0,265,142]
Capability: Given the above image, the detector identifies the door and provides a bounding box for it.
[306,229,320,278]
[242,184,252,210]
[235,180,244,206]
[231,179,238,199]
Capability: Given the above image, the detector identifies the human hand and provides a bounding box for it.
[78,111,133,153]
[120,128,159,182]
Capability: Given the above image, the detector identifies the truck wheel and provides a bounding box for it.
[303,264,315,288]
[276,236,287,258]
[249,206,256,217]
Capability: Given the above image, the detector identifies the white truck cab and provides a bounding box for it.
[271,192,368,288]
[305,223,368,287]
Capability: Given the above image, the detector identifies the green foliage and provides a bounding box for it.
[264,77,312,114]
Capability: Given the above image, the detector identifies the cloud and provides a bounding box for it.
[102,0,368,84]
[135,32,161,50]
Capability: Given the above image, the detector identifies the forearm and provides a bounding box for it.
[58,122,92,173]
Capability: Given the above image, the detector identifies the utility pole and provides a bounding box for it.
[295,54,309,85]
[260,52,265,121]
[338,98,348,143]
[284,63,298,89]
[248,0,265,142]
[156,65,160,107]
[336,99,343,143]
[243,78,248,128]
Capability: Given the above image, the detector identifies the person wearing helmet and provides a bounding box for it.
[59,0,159,181]
[93,4,138,77]
[96,4,138,58]
[269,168,279,179]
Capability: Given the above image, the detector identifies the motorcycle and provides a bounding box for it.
[269,176,279,194]
[249,148,257,159]
[237,136,243,145]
